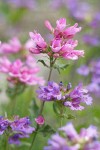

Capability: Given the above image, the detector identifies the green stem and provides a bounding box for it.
[60,104,64,127]
[4,133,9,150]
[29,57,56,150]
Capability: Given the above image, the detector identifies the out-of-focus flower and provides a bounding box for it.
[77,59,100,97]
[83,34,100,46]
[0,37,21,54]
[0,56,45,86]
[76,65,90,76]
[0,116,9,135]
[5,0,37,10]
[11,116,35,135]
[44,123,100,150]
[35,116,45,125]
[0,116,35,145]
[29,18,84,61]
[90,12,100,28]
[37,81,92,111]
[66,0,91,22]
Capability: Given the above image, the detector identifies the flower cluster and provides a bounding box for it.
[0,116,35,145]
[29,18,84,60]
[77,59,100,97]
[0,37,22,54]
[0,55,44,86]
[37,81,92,110]
[0,37,35,55]
[44,123,100,150]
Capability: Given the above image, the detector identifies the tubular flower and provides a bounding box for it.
[0,116,35,145]
[44,123,100,150]
[29,18,84,61]
[0,37,21,54]
[37,81,92,111]
[0,56,45,86]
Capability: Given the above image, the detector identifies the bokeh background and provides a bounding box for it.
[0,0,100,149]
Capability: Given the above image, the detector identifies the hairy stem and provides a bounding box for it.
[29,57,56,150]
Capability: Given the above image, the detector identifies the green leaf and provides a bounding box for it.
[66,114,76,119]
[54,64,69,73]
[39,124,55,137]
[38,60,49,67]
[53,102,61,115]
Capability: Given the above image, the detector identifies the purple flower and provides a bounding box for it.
[76,65,90,76]
[0,116,35,145]
[77,59,100,97]
[83,34,100,46]
[6,0,37,10]
[37,81,62,101]
[8,134,21,145]
[37,82,92,111]
[64,83,92,110]
[44,123,100,150]
[90,12,100,28]
[66,0,91,21]
[10,117,35,135]
[0,117,9,135]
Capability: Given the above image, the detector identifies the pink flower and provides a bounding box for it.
[0,56,45,86]
[0,57,11,73]
[50,39,62,52]
[56,18,66,31]
[9,37,21,52]
[45,18,81,39]
[35,116,45,125]
[29,32,47,54]
[63,23,82,39]
[29,18,84,61]
[0,37,21,54]
[9,59,23,77]
[45,20,54,32]
[63,49,84,60]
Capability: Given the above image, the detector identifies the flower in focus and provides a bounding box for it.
[29,18,84,61]
[44,123,100,150]
[37,81,92,111]
[37,81,62,101]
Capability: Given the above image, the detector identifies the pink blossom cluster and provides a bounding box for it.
[29,18,84,60]
[0,55,44,86]
[0,37,22,54]
[0,37,35,56]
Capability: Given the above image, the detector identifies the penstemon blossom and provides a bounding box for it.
[44,123,100,150]
[0,55,44,86]
[29,18,84,60]
[0,116,35,145]
[37,81,92,110]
